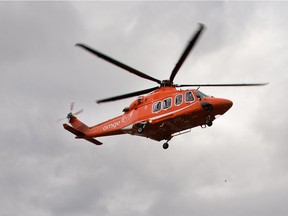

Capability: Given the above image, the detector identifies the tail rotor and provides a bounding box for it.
[57,102,83,123]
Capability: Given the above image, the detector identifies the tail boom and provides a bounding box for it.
[63,116,103,145]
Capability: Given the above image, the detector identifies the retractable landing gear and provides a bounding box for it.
[162,138,172,149]
[135,121,148,134]
[137,127,144,133]
[163,142,169,149]
[206,120,213,127]
[206,115,213,127]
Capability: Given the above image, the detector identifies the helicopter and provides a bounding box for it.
[61,23,267,149]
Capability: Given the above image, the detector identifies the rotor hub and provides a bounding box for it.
[67,112,73,119]
[161,80,174,87]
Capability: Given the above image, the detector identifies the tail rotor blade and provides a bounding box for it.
[73,109,84,116]
[70,102,75,112]
[57,117,68,123]
[57,103,83,123]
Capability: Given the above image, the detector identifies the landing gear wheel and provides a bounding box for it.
[163,142,169,149]
[137,127,143,133]
[206,115,213,127]
[207,121,213,127]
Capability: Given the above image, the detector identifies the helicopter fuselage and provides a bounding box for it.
[67,87,232,143]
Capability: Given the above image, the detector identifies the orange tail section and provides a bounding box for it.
[69,116,90,133]
[63,116,102,145]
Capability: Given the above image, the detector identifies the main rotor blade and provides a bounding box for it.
[96,86,159,104]
[169,23,205,83]
[177,83,269,87]
[76,43,162,85]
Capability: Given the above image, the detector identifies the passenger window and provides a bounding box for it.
[175,94,183,106]
[185,91,194,102]
[163,98,172,110]
[152,101,161,113]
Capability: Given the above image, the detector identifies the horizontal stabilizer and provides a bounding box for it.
[63,123,85,136]
[84,138,103,145]
[63,124,103,146]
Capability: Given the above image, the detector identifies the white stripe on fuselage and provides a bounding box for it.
[149,102,197,122]
[121,102,198,132]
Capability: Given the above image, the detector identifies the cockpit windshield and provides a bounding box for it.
[195,90,209,99]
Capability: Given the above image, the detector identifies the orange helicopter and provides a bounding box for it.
[61,24,267,149]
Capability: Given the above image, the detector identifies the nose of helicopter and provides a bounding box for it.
[217,98,233,113]
[200,98,233,114]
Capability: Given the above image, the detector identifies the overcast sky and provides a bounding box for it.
[1,1,288,216]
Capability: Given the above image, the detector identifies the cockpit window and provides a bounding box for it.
[185,91,195,102]
[152,101,161,113]
[195,90,209,99]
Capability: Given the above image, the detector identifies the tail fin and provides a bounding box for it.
[63,116,103,145]
[69,115,90,133]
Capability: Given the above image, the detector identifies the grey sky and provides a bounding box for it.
[0,1,287,216]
